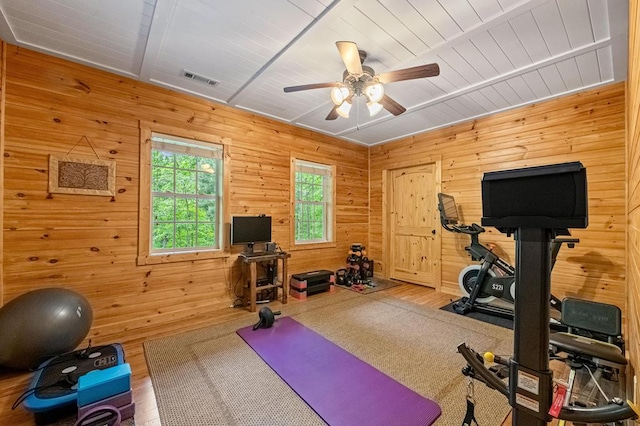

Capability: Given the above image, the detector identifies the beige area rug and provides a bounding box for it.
[144,289,513,425]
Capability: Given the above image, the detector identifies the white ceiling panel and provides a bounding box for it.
[489,21,532,69]
[511,12,550,63]
[455,93,489,116]
[497,0,524,10]
[575,50,602,86]
[532,1,571,57]
[506,76,537,103]
[444,97,482,117]
[478,86,510,109]
[420,105,458,128]
[434,101,468,123]
[555,58,584,91]
[354,0,427,55]
[466,90,498,111]
[289,0,330,17]
[557,0,595,49]
[521,70,551,98]
[440,0,483,30]
[538,64,567,94]
[379,0,444,49]
[340,7,415,63]
[471,31,515,74]
[0,0,628,146]
[341,107,443,144]
[152,0,317,102]
[409,0,463,40]
[491,81,523,105]
[438,48,483,86]
[0,0,154,75]
[588,0,611,41]
[468,0,504,22]
[435,59,473,89]
[597,46,615,81]
[454,40,499,79]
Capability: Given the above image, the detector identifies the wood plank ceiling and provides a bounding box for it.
[0,0,629,146]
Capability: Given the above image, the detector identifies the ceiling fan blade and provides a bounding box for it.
[377,63,440,84]
[284,82,336,93]
[325,106,339,120]
[336,41,363,75]
[380,95,407,116]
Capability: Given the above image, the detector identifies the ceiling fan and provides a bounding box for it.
[283,41,440,120]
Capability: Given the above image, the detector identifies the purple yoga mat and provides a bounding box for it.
[237,317,441,426]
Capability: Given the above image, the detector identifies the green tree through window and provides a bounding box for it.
[150,133,222,253]
[294,160,333,243]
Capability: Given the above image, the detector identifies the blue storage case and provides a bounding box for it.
[23,343,125,413]
[77,363,131,407]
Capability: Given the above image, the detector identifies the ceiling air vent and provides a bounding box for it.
[181,70,219,87]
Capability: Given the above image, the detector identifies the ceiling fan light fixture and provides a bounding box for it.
[330,86,350,106]
[367,101,383,116]
[336,100,351,118]
[283,41,439,121]
[364,82,384,103]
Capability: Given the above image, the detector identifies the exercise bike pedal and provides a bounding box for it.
[453,299,472,315]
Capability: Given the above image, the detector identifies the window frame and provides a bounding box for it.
[289,156,336,251]
[138,121,230,265]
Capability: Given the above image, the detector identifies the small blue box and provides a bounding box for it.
[77,363,131,407]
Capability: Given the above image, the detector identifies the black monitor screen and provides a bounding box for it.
[231,216,272,246]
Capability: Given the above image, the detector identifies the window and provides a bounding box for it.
[292,159,335,245]
[138,122,229,265]
[150,133,222,252]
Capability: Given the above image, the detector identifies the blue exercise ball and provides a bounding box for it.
[0,288,93,370]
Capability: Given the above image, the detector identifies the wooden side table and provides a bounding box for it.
[239,251,290,312]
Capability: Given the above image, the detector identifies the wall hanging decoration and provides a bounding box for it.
[48,136,116,196]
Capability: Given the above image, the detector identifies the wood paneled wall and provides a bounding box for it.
[370,83,627,316]
[1,44,368,344]
[0,42,5,307]
[627,0,640,404]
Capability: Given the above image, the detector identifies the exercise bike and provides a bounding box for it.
[461,295,635,425]
[438,193,577,320]
[461,315,636,426]
[456,162,638,425]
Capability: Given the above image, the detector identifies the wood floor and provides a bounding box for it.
[0,283,569,425]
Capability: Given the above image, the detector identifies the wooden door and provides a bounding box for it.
[388,164,439,288]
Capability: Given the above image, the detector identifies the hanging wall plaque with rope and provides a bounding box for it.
[48,136,116,196]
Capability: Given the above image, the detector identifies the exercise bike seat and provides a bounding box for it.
[549,332,627,369]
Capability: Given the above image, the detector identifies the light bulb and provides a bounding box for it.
[330,86,350,106]
[365,82,384,103]
[336,100,351,118]
[367,101,383,116]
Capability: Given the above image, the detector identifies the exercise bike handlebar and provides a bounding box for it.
[457,343,508,397]
[441,221,485,236]
[457,343,639,424]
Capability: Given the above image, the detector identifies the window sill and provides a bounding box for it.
[137,249,230,265]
